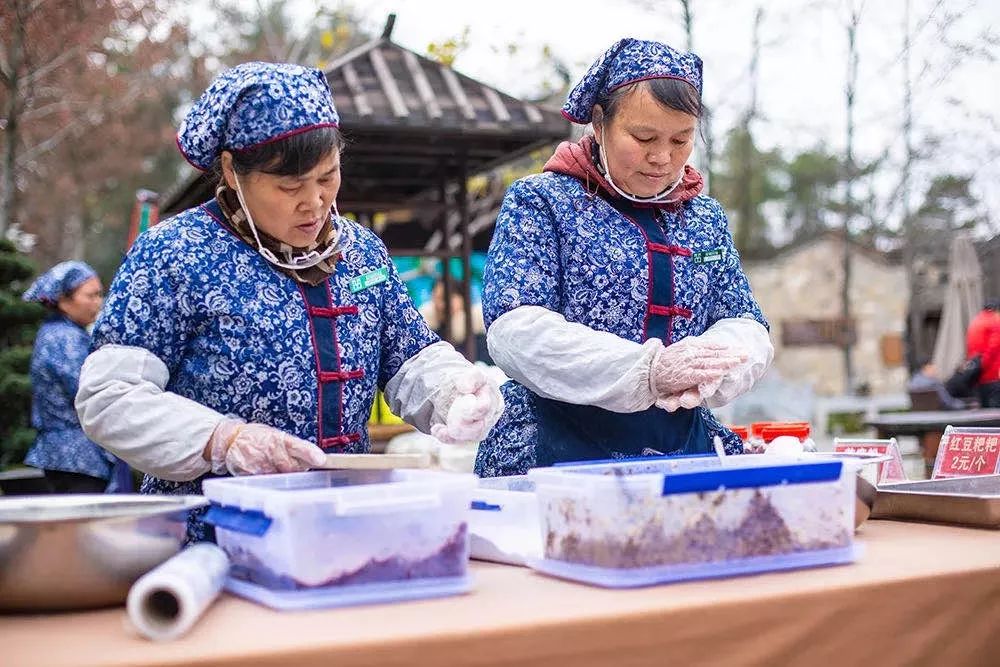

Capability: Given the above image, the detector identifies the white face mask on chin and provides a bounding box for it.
[596,140,685,204]
[232,172,345,270]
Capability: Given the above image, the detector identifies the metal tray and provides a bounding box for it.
[872,475,1000,529]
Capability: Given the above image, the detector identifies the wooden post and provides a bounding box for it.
[438,164,452,343]
[459,152,475,360]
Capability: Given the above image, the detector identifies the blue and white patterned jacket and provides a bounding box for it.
[92,199,438,535]
[25,315,113,479]
[474,139,767,477]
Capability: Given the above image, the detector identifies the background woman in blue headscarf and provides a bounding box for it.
[22,261,112,493]
[476,39,774,476]
[75,62,503,541]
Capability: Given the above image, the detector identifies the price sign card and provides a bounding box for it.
[931,427,1000,479]
[833,438,907,484]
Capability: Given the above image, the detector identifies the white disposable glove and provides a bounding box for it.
[655,373,728,412]
[650,337,746,399]
[655,386,705,412]
[654,319,773,412]
[694,318,774,408]
[430,368,505,445]
[207,419,327,476]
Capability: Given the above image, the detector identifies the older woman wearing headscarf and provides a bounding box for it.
[476,39,774,476]
[22,261,111,492]
[76,62,503,541]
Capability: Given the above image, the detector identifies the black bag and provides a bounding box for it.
[945,355,982,398]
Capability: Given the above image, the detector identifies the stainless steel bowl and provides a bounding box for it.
[0,494,206,611]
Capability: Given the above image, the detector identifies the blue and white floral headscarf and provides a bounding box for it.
[177,62,340,171]
[562,38,703,124]
[22,261,97,305]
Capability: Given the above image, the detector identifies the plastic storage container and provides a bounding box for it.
[202,469,476,609]
[527,456,857,587]
[468,476,541,566]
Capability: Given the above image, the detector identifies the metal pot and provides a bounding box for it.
[0,494,206,611]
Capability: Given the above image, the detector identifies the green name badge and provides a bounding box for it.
[349,267,389,293]
[692,248,725,265]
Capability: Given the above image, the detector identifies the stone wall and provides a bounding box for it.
[744,236,909,396]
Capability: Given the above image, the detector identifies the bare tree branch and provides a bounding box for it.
[19,45,86,90]
[15,79,147,166]
[28,0,52,14]
[20,99,88,121]
[0,25,13,88]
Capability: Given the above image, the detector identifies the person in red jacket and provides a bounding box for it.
[967,299,1000,407]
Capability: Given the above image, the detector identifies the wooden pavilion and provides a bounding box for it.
[162,16,570,358]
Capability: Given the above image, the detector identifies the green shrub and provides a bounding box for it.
[0,240,44,468]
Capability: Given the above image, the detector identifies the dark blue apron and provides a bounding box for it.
[534,399,709,466]
[534,194,710,466]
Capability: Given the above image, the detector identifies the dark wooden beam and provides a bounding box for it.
[345,176,450,188]
[381,13,396,40]
[403,49,442,119]
[481,84,511,123]
[369,47,409,118]
[339,200,447,213]
[389,249,464,259]
[438,164,452,343]
[341,62,373,117]
[459,152,474,360]
[439,65,476,120]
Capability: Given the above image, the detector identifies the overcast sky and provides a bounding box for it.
[216,0,1000,233]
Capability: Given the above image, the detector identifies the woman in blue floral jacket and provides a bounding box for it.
[475,39,774,477]
[76,63,503,540]
[23,261,111,493]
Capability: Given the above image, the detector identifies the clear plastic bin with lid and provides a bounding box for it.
[201,469,476,609]
[527,454,857,587]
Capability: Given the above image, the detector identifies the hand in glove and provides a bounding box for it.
[656,387,704,412]
[430,368,505,445]
[655,374,727,412]
[650,337,745,399]
[686,319,774,408]
[206,419,327,476]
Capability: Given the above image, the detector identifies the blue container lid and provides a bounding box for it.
[544,457,843,496]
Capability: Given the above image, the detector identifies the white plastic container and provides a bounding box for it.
[201,469,476,609]
[527,456,857,587]
[468,476,541,566]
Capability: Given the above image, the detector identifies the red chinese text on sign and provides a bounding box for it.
[932,430,1000,479]
[833,440,907,484]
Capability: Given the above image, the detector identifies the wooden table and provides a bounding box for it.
[866,409,1000,474]
[865,409,1000,438]
[3,521,1000,667]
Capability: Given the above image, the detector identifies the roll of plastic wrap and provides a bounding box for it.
[126,543,230,641]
